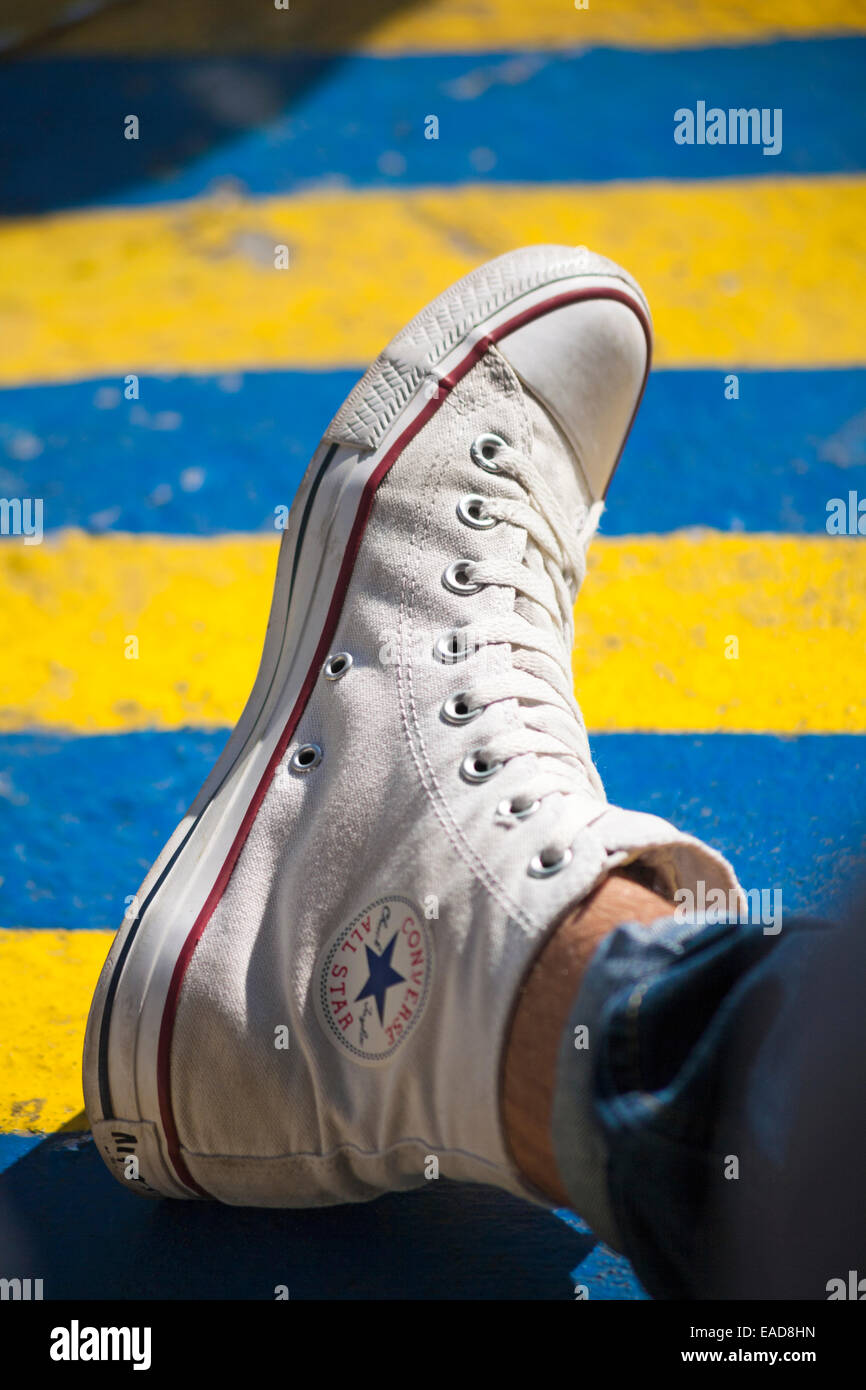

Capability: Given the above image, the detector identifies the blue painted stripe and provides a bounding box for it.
[618,367,866,535]
[0,370,359,536]
[0,729,229,929]
[0,1133,43,1175]
[3,368,863,536]
[570,1241,650,1300]
[556,1208,649,1297]
[0,1148,593,1299]
[1,731,863,929]
[1,40,863,213]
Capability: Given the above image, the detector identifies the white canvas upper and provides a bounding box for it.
[84,245,741,1213]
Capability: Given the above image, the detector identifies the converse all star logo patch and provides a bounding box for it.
[315,896,432,1064]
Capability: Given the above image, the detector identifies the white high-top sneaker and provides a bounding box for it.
[84,245,738,1209]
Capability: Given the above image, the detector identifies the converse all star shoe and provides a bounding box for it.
[83,244,739,1208]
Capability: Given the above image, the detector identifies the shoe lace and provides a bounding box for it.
[447,439,608,857]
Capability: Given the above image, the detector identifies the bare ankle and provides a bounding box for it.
[502,871,675,1205]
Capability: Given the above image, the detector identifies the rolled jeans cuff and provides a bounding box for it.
[549,913,713,1250]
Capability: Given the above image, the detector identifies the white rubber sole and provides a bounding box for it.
[82,247,651,1200]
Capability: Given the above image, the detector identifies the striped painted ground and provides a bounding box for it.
[1,0,864,1301]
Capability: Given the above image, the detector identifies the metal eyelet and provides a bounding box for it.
[442,693,484,725]
[442,559,483,595]
[470,432,507,473]
[528,846,573,878]
[457,494,498,530]
[323,652,353,681]
[498,797,541,820]
[289,743,323,773]
[461,751,502,783]
[434,629,474,664]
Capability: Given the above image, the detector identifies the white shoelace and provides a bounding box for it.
[447,439,608,865]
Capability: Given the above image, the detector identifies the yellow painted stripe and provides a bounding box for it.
[43,0,866,53]
[1,176,863,385]
[576,534,866,733]
[0,929,109,1133]
[0,531,278,733]
[1,531,863,734]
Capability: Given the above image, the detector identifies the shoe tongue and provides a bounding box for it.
[513,393,593,634]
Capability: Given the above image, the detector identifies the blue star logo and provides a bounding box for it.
[355,933,405,1025]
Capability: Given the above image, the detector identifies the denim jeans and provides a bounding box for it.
[551,907,866,1299]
